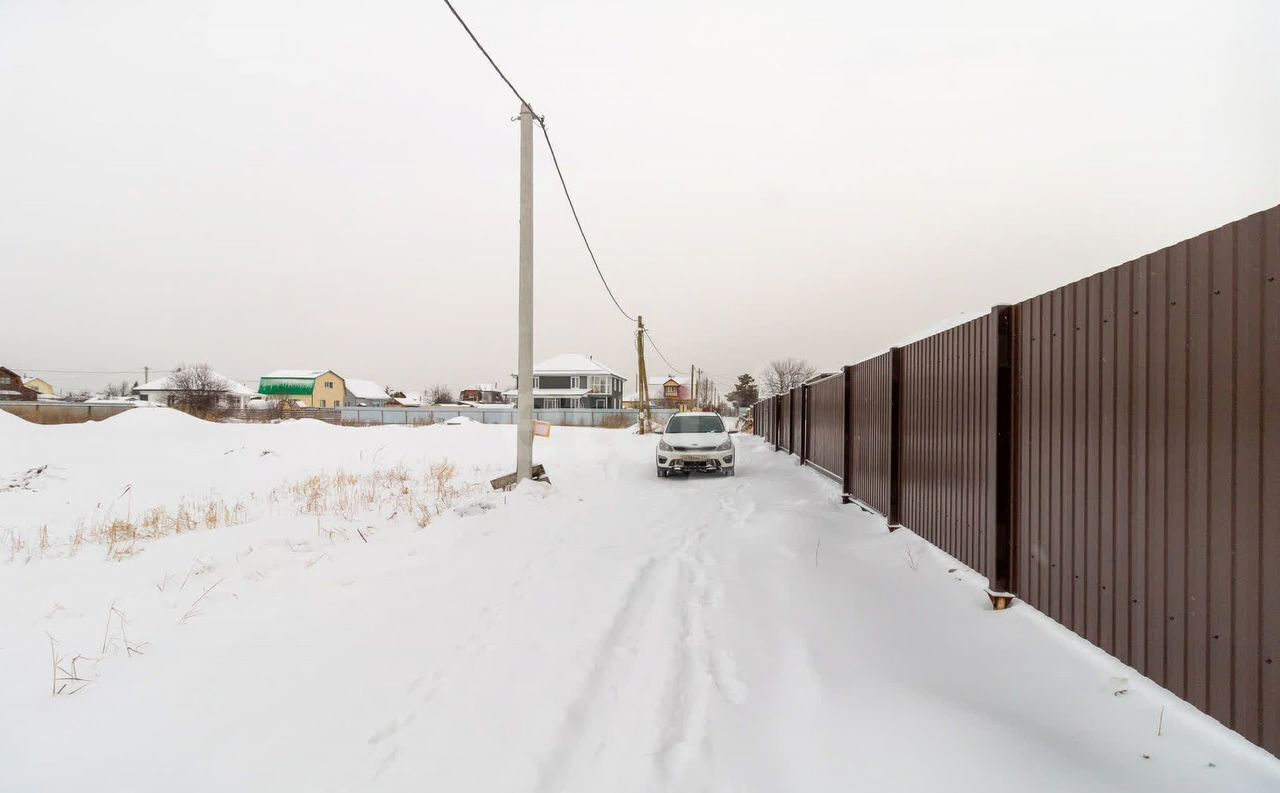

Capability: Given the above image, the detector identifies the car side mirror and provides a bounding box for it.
[728,429,738,434]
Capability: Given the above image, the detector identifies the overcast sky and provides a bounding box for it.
[3,0,1277,396]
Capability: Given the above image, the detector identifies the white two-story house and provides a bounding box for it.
[503,354,627,409]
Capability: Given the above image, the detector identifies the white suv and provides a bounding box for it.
[655,412,736,477]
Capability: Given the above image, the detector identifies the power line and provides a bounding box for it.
[441,0,537,116]
[642,331,738,402]
[537,124,635,322]
[441,0,637,323]
[11,368,171,375]
[642,332,733,383]
[642,330,682,373]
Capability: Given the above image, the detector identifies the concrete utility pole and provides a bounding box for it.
[690,365,696,409]
[143,366,149,384]
[516,103,534,481]
[635,316,652,434]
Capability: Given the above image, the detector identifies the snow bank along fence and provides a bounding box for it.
[0,401,136,424]
[750,204,1280,757]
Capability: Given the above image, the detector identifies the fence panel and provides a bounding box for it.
[898,313,999,581]
[760,399,773,440]
[791,388,804,457]
[804,374,844,481]
[0,401,138,424]
[845,353,894,516]
[1013,205,1280,755]
[779,392,792,452]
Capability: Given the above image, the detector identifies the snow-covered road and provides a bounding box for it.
[1,411,1278,792]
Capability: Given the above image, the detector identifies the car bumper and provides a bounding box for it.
[656,450,734,472]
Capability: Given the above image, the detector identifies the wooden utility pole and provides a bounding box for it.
[635,316,652,433]
[515,103,534,481]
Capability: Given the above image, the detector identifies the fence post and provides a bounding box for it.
[797,386,806,465]
[992,304,1015,593]
[774,397,781,452]
[841,364,853,503]
[792,390,798,456]
[889,346,903,529]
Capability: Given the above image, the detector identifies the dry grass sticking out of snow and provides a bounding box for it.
[3,460,482,563]
[270,460,478,529]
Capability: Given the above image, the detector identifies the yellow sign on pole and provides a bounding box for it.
[532,420,552,438]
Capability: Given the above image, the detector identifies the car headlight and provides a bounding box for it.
[715,439,732,451]
[658,439,673,451]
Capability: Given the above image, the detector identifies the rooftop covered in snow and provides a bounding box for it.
[136,371,256,397]
[343,379,387,401]
[531,354,625,379]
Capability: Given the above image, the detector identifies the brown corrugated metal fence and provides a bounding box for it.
[844,353,895,518]
[792,388,804,458]
[748,204,1278,757]
[898,312,1003,585]
[779,391,792,452]
[803,373,844,481]
[1014,205,1279,752]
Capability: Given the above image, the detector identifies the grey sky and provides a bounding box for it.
[3,0,1277,396]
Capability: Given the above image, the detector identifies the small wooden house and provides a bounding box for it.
[0,367,38,401]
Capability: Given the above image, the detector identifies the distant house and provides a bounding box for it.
[458,383,506,404]
[135,370,257,409]
[386,390,422,407]
[624,375,691,410]
[0,367,38,401]
[344,379,390,407]
[22,377,55,396]
[258,370,347,408]
[502,354,626,409]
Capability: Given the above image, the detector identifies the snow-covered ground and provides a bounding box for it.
[1,409,1277,792]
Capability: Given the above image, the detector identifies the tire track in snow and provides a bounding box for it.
[701,493,751,708]
[654,488,752,784]
[533,554,670,792]
[653,527,711,781]
[533,479,748,791]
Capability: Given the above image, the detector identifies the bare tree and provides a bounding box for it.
[103,379,131,397]
[167,363,229,417]
[426,384,455,405]
[760,358,817,396]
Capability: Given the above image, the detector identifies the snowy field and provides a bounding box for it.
[1,409,1278,792]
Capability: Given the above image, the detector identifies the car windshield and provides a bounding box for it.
[665,415,724,434]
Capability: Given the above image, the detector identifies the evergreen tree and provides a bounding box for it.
[727,373,759,406]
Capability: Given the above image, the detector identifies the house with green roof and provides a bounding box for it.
[257,370,347,408]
